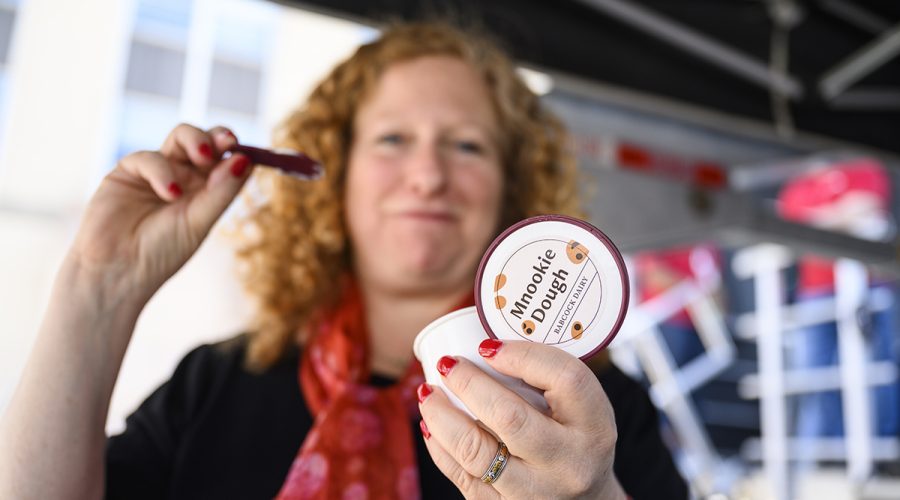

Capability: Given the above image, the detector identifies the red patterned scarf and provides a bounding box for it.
[276,283,471,499]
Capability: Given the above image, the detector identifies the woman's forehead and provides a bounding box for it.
[356,56,499,131]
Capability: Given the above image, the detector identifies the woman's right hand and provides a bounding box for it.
[0,123,254,500]
[67,124,253,302]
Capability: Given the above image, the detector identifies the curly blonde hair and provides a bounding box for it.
[235,21,585,371]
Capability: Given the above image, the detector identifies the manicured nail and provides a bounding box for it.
[478,339,503,358]
[167,182,182,198]
[417,383,433,403]
[437,356,457,377]
[199,143,212,158]
[230,154,250,177]
[419,419,431,439]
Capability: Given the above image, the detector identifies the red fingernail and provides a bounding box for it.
[478,339,503,358]
[437,356,457,377]
[199,143,212,158]
[230,154,249,177]
[417,383,433,403]
[167,182,182,198]
[419,419,431,439]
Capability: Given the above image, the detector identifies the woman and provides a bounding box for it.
[0,22,686,499]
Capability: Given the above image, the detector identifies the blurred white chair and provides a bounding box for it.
[733,244,899,500]
[613,248,738,496]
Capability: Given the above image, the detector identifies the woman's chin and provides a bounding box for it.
[359,230,479,292]
[386,253,471,292]
[402,254,456,279]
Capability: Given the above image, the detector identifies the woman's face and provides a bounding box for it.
[345,55,504,295]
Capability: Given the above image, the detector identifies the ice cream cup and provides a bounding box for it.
[475,214,629,360]
[415,215,628,420]
[413,306,549,419]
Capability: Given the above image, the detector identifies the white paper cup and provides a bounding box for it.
[413,306,549,419]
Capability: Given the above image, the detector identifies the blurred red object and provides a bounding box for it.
[777,157,891,294]
[778,157,890,223]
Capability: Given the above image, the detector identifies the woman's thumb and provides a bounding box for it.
[186,153,253,237]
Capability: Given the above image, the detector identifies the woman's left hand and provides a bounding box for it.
[417,339,627,499]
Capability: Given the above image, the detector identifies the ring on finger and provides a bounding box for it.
[480,441,510,485]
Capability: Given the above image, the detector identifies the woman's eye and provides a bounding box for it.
[455,140,483,154]
[378,133,404,145]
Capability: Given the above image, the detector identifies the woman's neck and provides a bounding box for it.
[360,281,469,379]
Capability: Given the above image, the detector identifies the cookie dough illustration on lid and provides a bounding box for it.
[571,321,584,340]
[521,320,535,336]
[475,215,629,360]
[566,241,589,264]
[494,274,507,309]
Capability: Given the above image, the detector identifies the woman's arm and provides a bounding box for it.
[0,124,252,499]
[0,258,145,499]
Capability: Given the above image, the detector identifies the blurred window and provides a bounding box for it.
[0,7,15,66]
[208,59,260,115]
[133,0,191,45]
[124,41,186,99]
[206,1,276,123]
[0,0,18,167]
[214,9,271,62]
[114,0,276,163]
[114,0,191,168]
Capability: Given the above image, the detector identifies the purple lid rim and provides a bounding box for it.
[473,214,630,361]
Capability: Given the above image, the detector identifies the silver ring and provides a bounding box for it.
[480,441,510,484]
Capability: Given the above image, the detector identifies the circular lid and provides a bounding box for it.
[474,215,629,360]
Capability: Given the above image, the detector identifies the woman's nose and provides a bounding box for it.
[405,142,448,196]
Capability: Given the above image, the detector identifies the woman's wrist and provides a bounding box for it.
[37,254,148,383]
[46,255,150,352]
[59,251,152,314]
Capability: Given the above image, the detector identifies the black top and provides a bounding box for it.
[106,335,688,499]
